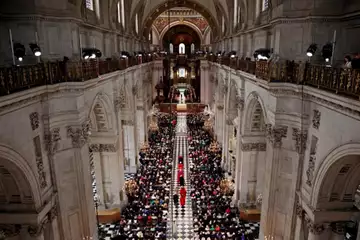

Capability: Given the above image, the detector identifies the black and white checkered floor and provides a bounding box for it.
[167,115,194,240]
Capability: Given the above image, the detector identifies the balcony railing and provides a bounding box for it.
[207,55,360,100]
[0,56,153,97]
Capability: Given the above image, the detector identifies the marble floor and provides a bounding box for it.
[167,115,194,240]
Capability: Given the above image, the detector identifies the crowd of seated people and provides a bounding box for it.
[113,114,176,240]
[187,115,259,240]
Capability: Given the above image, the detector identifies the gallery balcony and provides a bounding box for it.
[207,55,360,100]
[0,55,154,97]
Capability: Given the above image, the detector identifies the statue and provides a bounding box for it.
[203,104,215,120]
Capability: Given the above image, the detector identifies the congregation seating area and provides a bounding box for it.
[187,114,260,240]
[99,115,176,239]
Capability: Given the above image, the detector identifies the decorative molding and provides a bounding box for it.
[265,124,288,148]
[44,128,61,155]
[48,203,58,221]
[241,142,267,151]
[89,144,117,152]
[305,216,325,235]
[33,136,47,189]
[295,200,304,218]
[122,120,135,126]
[306,155,316,186]
[217,105,224,110]
[29,112,39,130]
[235,95,244,110]
[312,110,321,130]
[292,128,308,154]
[0,224,21,238]
[67,120,90,148]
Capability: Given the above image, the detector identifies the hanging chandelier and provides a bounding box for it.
[209,140,220,153]
[219,178,234,195]
[124,179,139,196]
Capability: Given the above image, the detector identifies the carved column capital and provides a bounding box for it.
[265,124,288,148]
[30,112,40,130]
[312,109,321,129]
[292,128,308,154]
[67,120,90,148]
[305,215,326,235]
[235,95,244,111]
[241,142,267,152]
[89,144,117,152]
[44,128,61,155]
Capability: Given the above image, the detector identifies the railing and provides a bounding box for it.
[207,55,360,100]
[0,56,153,97]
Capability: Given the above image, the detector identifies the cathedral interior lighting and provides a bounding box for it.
[306,43,317,57]
[13,43,25,62]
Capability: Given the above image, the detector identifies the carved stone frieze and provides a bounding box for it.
[241,142,267,152]
[67,120,90,148]
[44,128,61,155]
[89,144,117,152]
[312,110,321,130]
[122,120,135,126]
[0,224,21,238]
[265,124,288,148]
[292,128,308,154]
[30,112,39,130]
[306,155,316,186]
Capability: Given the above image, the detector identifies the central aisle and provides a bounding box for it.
[167,114,194,239]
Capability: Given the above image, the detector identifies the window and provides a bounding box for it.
[117,2,121,23]
[121,0,125,28]
[86,0,94,10]
[262,0,269,11]
[179,43,185,54]
[135,14,139,34]
[233,0,238,27]
[179,68,186,78]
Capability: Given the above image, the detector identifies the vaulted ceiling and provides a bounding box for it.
[130,0,230,39]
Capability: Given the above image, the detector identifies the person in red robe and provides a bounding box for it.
[178,169,184,182]
[178,162,183,170]
[180,187,186,207]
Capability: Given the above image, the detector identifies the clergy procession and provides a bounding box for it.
[105,112,259,240]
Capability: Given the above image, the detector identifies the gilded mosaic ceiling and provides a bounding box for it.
[153,16,209,34]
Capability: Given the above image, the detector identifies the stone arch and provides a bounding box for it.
[139,0,220,38]
[311,143,360,210]
[0,144,40,211]
[89,93,115,132]
[159,21,204,45]
[243,91,267,134]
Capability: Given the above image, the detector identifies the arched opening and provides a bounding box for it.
[162,25,201,55]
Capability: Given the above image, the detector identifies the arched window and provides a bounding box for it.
[179,43,185,54]
[262,0,269,11]
[86,0,94,10]
[169,43,173,54]
[121,0,125,28]
[233,0,238,27]
[117,2,121,23]
[222,16,225,33]
[135,14,139,34]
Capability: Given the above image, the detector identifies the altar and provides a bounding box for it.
[177,103,187,112]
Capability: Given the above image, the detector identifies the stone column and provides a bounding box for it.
[91,151,105,207]
[260,124,288,238]
[200,62,207,103]
[294,201,305,240]
[122,120,137,173]
[136,106,145,149]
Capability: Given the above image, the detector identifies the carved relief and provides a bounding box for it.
[312,110,321,129]
[118,85,127,109]
[306,155,316,186]
[122,120,135,126]
[222,85,228,95]
[67,120,90,148]
[44,128,61,155]
[33,136,47,189]
[30,112,39,130]
[89,144,117,152]
[295,200,304,218]
[241,142,267,151]
[48,203,58,220]
[132,85,138,97]
[292,128,308,154]
[0,224,21,238]
[235,95,244,110]
[265,124,288,148]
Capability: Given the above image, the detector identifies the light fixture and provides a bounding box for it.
[82,48,102,59]
[306,44,317,57]
[253,48,271,60]
[229,51,237,58]
[84,55,90,60]
[322,43,333,63]
[14,43,25,62]
[90,53,96,59]
[29,43,41,57]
